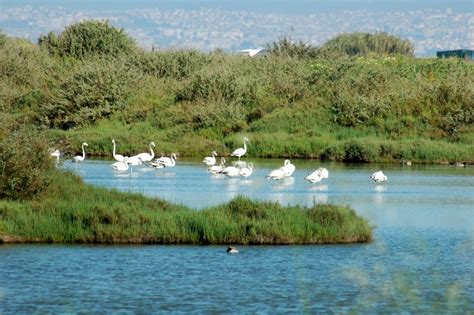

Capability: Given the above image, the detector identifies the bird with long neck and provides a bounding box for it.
[112,139,126,162]
[208,157,226,174]
[152,153,176,168]
[136,141,156,162]
[73,143,88,165]
[203,151,217,166]
[231,137,249,161]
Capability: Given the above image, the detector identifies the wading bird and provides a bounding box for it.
[239,163,253,177]
[72,143,88,165]
[266,167,286,181]
[305,167,329,184]
[282,160,295,177]
[208,157,226,174]
[371,171,387,182]
[135,141,156,162]
[152,153,177,168]
[202,151,217,166]
[231,137,249,161]
[221,164,240,177]
[111,139,126,162]
[111,157,130,172]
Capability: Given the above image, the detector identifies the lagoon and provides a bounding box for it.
[0,159,473,313]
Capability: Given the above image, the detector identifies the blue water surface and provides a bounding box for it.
[1,159,473,313]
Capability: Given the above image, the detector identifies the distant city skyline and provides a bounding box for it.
[1,0,472,56]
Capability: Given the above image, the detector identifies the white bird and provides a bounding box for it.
[239,163,253,177]
[72,143,88,164]
[282,159,296,177]
[135,141,156,162]
[111,139,126,162]
[305,167,329,184]
[152,153,177,168]
[111,157,130,172]
[371,171,387,182]
[221,165,240,177]
[49,149,60,161]
[202,151,217,166]
[231,137,249,161]
[227,246,239,254]
[126,155,143,166]
[208,157,226,174]
[266,168,286,180]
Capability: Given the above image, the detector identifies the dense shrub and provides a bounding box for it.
[0,126,54,200]
[43,59,142,129]
[39,20,137,59]
[0,38,52,113]
[317,32,414,57]
[267,36,318,58]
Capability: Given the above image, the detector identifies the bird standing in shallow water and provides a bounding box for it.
[72,143,88,165]
[203,151,217,166]
[231,137,249,161]
[239,163,253,177]
[208,157,226,174]
[305,167,329,184]
[112,139,126,162]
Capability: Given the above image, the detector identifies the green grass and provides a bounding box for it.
[0,171,372,244]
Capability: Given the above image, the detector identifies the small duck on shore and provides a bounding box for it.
[227,246,239,254]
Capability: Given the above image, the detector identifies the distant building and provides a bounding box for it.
[436,49,473,60]
[236,48,267,57]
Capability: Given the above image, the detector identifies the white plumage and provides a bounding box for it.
[72,143,88,164]
[266,168,286,180]
[239,163,253,177]
[305,167,329,184]
[208,157,226,174]
[371,171,387,182]
[231,137,249,161]
[202,151,217,166]
[221,165,240,177]
[111,139,126,162]
[111,157,130,172]
[135,141,156,162]
[282,160,295,177]
[152,153,177,168]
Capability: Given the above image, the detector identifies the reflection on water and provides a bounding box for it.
[61,159,474,229]
[1,159,472,313]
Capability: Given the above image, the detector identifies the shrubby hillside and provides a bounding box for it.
[1,22,473,163]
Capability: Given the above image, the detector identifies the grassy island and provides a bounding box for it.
[0,171,372,244]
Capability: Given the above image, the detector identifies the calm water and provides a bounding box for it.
[1,159,473,313]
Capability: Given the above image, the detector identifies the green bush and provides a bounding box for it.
[39,20,137,59]
[0,126,54,200]
[43,58,142,129]
[317,32,414,57]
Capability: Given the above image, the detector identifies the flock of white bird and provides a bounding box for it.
[51,137,390,183]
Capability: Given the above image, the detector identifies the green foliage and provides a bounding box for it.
[317,32,414,57]
[0,125,54,200]
[0,28,472,163]
[132,49,209,79]
[43,58,142,129]
[39,20,137,59]
[267,36,318,58]
[0,171,372,244]
[0,37,52,113]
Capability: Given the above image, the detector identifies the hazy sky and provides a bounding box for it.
[1,0,472,55]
